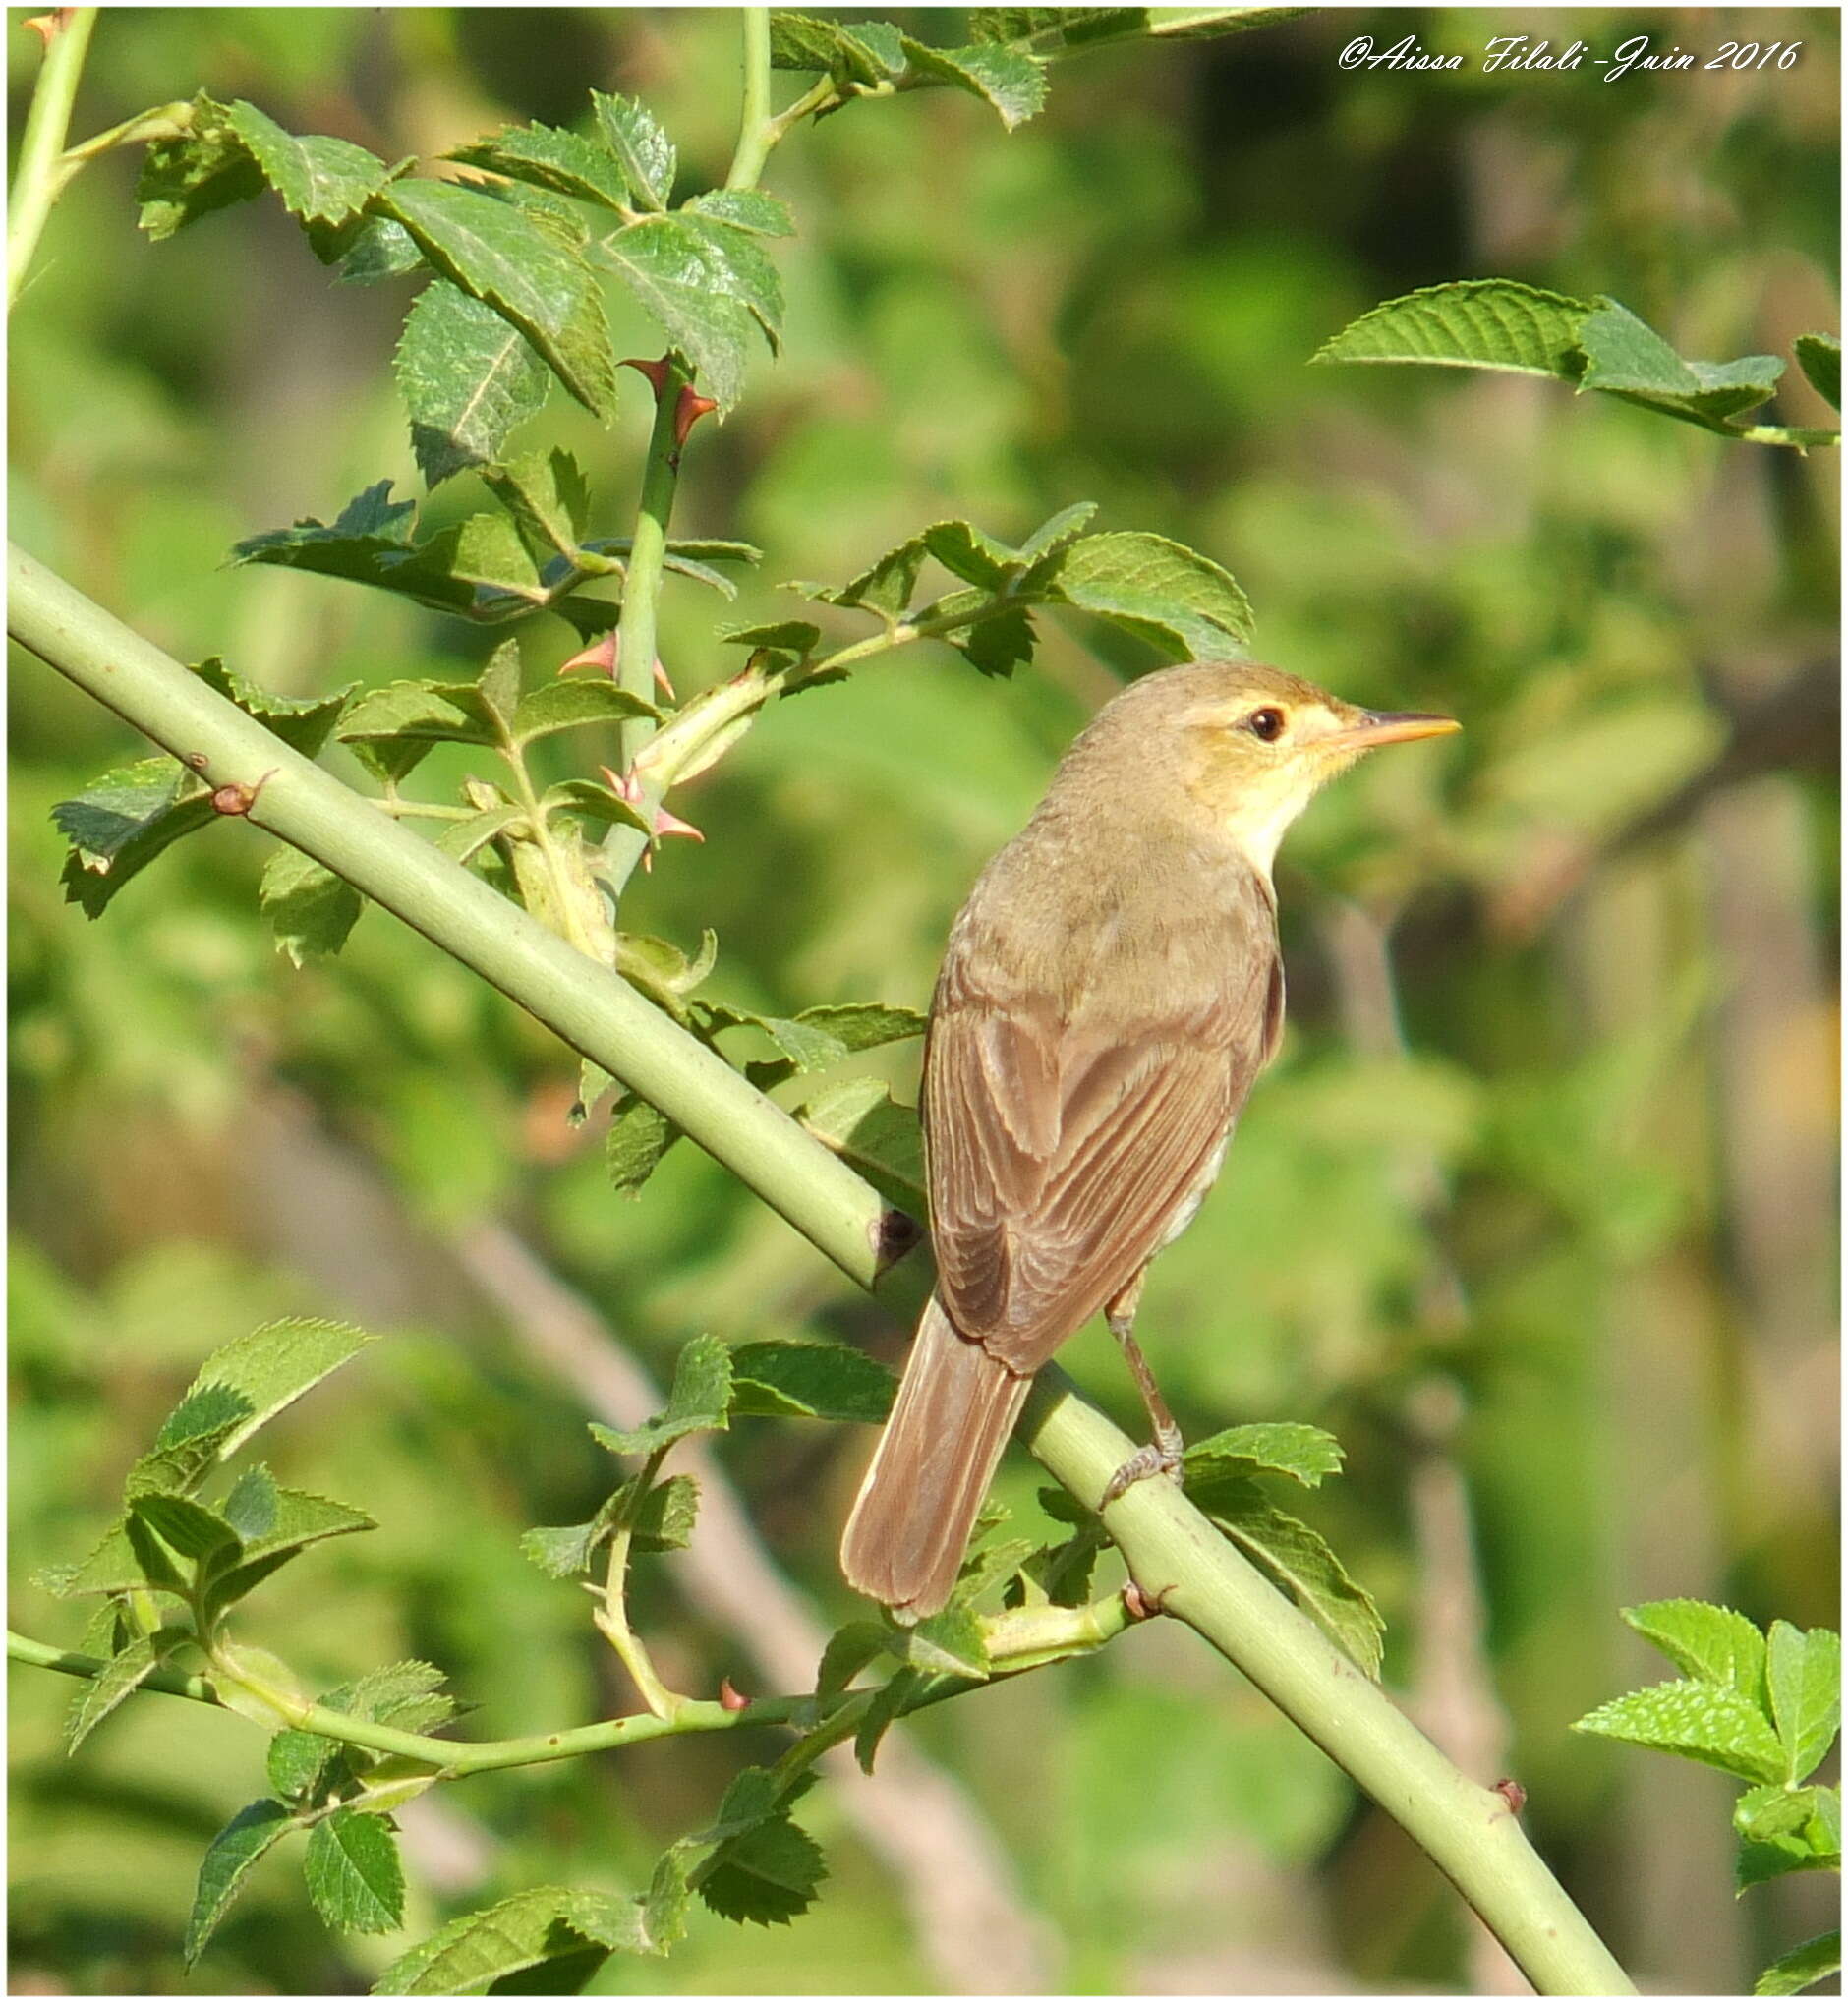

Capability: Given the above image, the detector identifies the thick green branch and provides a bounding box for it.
[7,7,99,311]
[9,544,1632,1996]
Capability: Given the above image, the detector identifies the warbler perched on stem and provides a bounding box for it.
[840,660,1458,1620]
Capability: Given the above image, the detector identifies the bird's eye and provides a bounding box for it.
[1245,707,1286,743]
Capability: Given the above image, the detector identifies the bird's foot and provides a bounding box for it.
[1101,1424,1185,1506]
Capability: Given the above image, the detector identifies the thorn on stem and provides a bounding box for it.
[1492,1776,1527,1816]
[672,387,718,452]
[1122,1580,1172,1623]
[719,1678,748,1712]
[559,632,620,677]
[23,11,71,48]
[210,770,277,816]
[869,1207,922,1272]
[618,355,673,398]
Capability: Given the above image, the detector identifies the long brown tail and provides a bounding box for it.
[839,1294,1031,1622]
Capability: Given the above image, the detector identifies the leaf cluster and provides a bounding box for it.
[1574,1601,1840,1996]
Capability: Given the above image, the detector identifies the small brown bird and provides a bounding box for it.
[840,660,1458,1619]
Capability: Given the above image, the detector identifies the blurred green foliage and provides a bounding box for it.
[9,5,1839,1994]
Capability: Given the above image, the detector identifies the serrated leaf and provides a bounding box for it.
[683,189,793,237]
[138,92,265,241]
[63,1632,161,1752]
[130,1492,239,1562]
[481,446,591,564]
[899,38,1048,128]
[699,1816,827,1927]
[1204,1484,1383,1677]
[1184,1421,1343,1490]
[770,13,905,82]
[520,1505,620,1579]
[332,1660,456,1735]
[373,1886,647,1994]
[436,804,528,863]
[630,1471,701,1552]
[955,605,1036,678]
[591,1334,731,1456]
[395,279,551,488]
[541,778,655,836]
[896,1602,991,1679]
[305,1807,405,1934]
[854,1665,918,1772]
[1578,297,1783,427]
[729,1340,895,1423]
[184,1800,299,1966]
[389,508,548,612]
[816,1621,890,1696]
[231,481,424,597]
[260,847,365,965]
[512,678,658,743]
[52,759,215,916]
[718,618,821,654]
[337,678,498,755]
[183,1318,376,1459]
[205,1482,375,1611]
[794,1076,926,1215]
[1794,333,1841,410]
[126,1382,255,1497]
[641,1847,691,1955]
[447,120,632,213]
[1623,1599,1768,1702]
[606,1095,680,1194]
[1766,1622,1840,1782]
[595,214,755,411]
[1575,1679,1789,1783]
[803,534,926,618]
[921,518,1018,587]
[191,657,356,754]
[36,1517,163,1598]
[591,92,676,209]
[339,216,425,284]
[1756,1933,1841,1997]
[677,213,784,353]
[1017,499,1099,566]
[267,1727,339,1804]
[225,101,390,227]
[221,1463,280,1541]
[1054,530,1253,658]
[380,178,616,417]
[1313,278,1592,378]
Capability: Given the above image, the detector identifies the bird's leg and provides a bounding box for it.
[1101,1273,1185,1504]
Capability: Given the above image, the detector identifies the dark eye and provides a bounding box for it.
[1245,707,1286,743]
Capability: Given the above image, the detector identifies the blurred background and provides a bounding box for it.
[8,6,1839,1993]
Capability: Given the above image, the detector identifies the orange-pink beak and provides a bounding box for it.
[1327,710,1461,750]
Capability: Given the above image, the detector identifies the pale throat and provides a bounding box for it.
[1219,764,1327,881]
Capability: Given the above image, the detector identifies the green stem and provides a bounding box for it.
[7,6,99,311]
[724,8,776,191]
[595,1449,684,1719]
[8,544,1633,1996]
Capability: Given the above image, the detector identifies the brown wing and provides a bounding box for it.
[924,879,1281,1374]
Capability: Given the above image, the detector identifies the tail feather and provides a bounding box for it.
[840,1295,1029,1621]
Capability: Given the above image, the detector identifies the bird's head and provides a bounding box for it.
[1086,660,1459,878]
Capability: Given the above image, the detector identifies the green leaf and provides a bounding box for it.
[895,1602,991,1680]
[129,1491,240,1562]
[699,999,927,1075]
[591,92,676,209]
[481,446,591,564]
[606,1096,680,1195]
[1732,1783,1839,1885]
[1053,530,1253,658]
[699,1816,827,1927]
[373,1886,647,1994]
[854,1665,919,1773]
[798,534,926,618]
[526,1471,701,1569]
[388,507,548,613]
[1766,1622,1840,1782]
[1795,333,1841,410]
[184,1318,376,1459]
[305,1807,405,1934]
[437,803,528,863]
[512,677,659,744]
[36,1517,162,1598]
[137,93,265,241]
[1312,278,1593,378]
[541,778,655,836]
[53,758,215,916]
[718,618,821,654]
[205,1479,375,1612]
[641,1848,691,1955]
[1574,1679,1789,1784]
[394,280,551,488]
[231,481,424,599]
[521,1494,627,1579]
[1184,1422,1344,1490]
[899,38,1048,128]
[816,1621,891,1696]
[1756,1933,1841,1997]
[955,605,1036,678]
[921,518,1019,587]
[184,1800,299,1966]
[331,1660,456,1735]
[1623,1600,1768,1702]
[793,1076,926,1216]
[336,680,499,766]
[1017,499,1099,566]
[63,1632,161,1752]
[683,189,793,237]
[729,1340,896,1423]
[267,1728,338,1804]
[677,213,785,353]
[590,1334,732,1456]
[127,1383,256,1497]
[1578,298,1783,426]
[339,216,425,284]
[1204,1484,1383,1678]
[191,657,355,755]
[225,101,390,227]
[770,13,905,83]
[446,121,632,213]
[380,178,617,417]
[260,848,365,965]
[631,1471,701,1553]
[595,215,755,411]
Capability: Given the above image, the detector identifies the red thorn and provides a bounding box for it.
[23,12,68,48]
[653,657,676,701]
[1492,1777,1527,1816]
[673,387,718,451]
[618,355,673,398]
[559,632,619,678]
[652,806,703,844]
[598,765,646,805]
[719,1678,748,1713]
